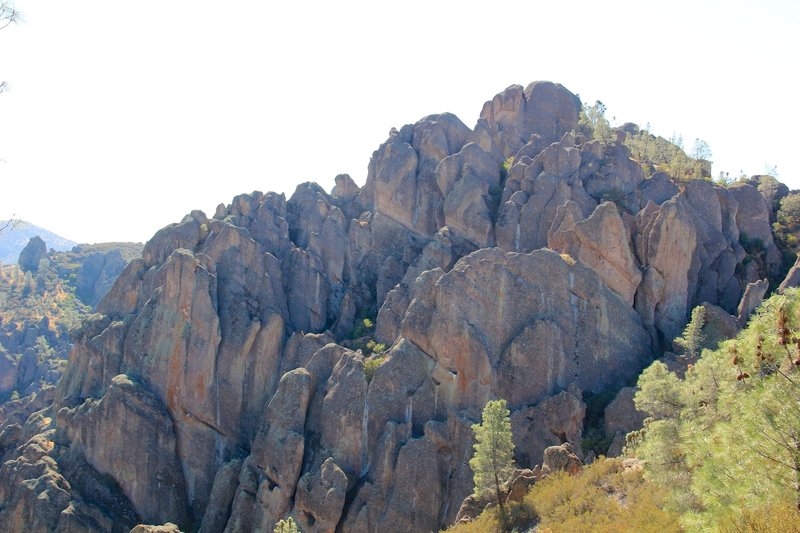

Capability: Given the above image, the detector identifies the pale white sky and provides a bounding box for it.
[1,0,798,244]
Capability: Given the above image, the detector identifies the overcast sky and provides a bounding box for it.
[1,0,798,244]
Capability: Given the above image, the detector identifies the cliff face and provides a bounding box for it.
[0,81,785,532]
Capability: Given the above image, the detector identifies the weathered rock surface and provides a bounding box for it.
[18,236,47,272]
[779,254,800,293]
[293,457,347,533]
[542,442,583,474]
[131,525,183,533]
[57,374,190,527]
[401,248,652,410]
[737,279,769,327]
[453,467,540,525]
[549,201,641,304]
[511,383,586,469]
[0,80,788,533]
[700,302,740,349]
[603,387,646,451]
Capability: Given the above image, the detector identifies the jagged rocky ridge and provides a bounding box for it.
[0,81,787,532]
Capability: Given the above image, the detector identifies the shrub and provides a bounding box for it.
[449,458,679,532]
[274,517,301,533]
[350,317,375,339]
[526,458,680,533]
[363,354,387,383]
[719,501,800,533]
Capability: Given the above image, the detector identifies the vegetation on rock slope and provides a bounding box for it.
[2,81,799,532]
[448,457,680,533]
[0,239,141,401]
[632,288,800,530]
[453,289,800,532]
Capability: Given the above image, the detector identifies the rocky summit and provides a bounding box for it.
[0,81,792,532]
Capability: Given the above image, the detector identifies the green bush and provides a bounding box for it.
[274,517,301,533]
[363,354,387,383]
[448,458,679,533]
[350,317,375,339]
[526,458,680,533]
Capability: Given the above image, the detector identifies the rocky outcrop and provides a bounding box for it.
[401,248,651,411]
[542,442,583,475]
[293,457,347,533]
[131,525,183,533]
[728,183,782,275]
[700,302,740,349]
[737,279,769,327]
[603,387,646,457]
[57,375,190,527]
[18,236,47,272]
[511,384,586,468]
[453,467,540,524]
[549,201,641,304]
[0,80,787,533]
[779,255,800,293]
[475,81,581,160]
[0,241,142,405]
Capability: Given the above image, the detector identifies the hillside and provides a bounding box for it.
[0,81,796,533]
[0,238,143,404]
[0,220,78,264]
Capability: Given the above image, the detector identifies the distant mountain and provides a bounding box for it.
[0,220,77,264]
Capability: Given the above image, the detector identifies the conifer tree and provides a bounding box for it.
[675,305,706,359]
[470,398,515,525]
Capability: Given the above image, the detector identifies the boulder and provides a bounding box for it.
[330,173,360,202]
[503,468,538,504]
[130,524,183,533]
[738,279,769,327]
[542,442,583,475]
[700,302,740,349]
[779,254,800,293]
[453,468,538,524]
[511,384,586,469]
[0,352,17,396]
[603,387,646,436]
[293,457,348,533]
[18,236,47,272]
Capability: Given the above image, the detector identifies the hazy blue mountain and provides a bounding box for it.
[0,220,78,264]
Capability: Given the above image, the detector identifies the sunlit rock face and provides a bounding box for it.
[0,80,782,533]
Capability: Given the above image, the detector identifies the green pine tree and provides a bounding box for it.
[674,305,706,359]
[470,398,515,526]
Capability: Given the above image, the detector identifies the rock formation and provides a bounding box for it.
[0,241,143,404]
[0,81,788,532]
[17,236,47,272]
